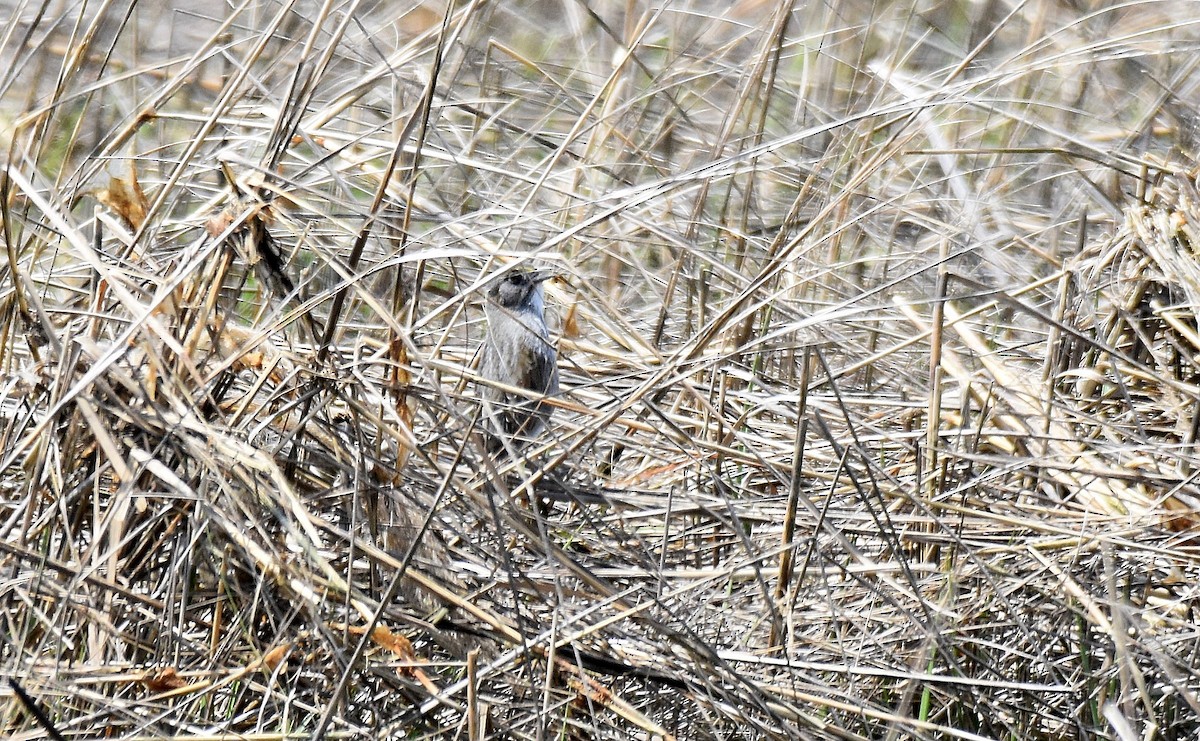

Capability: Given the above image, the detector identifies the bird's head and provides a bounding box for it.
[488,269,555,313]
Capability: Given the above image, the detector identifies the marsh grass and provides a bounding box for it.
[2,1,1200,739]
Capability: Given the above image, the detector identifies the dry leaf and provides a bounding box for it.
[341,622,414,660]
[96,163,149,230]
[562,300,580,339]
[140,667,187,692]
[391,339,415,469]
[205,208,236,238]
[262,643,292,672]
[333,622,438,691]
[369,624,414,659]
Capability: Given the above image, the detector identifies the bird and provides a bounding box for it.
[479,268,559,451]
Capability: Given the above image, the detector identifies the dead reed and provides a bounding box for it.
[2,2,1199,739]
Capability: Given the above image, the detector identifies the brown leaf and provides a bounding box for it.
[562,300,580,339]
[370,624,415,659]
[140,667,187,692]
[331,622,437,690]
[341,622,415,660]
[262,643,292,672]
[390,339,415,469]
[95,163,149,230]
[205,208,236,238]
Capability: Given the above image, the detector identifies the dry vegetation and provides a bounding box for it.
[3,0,1200,738]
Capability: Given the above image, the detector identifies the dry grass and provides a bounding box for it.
[3,1,1200,739]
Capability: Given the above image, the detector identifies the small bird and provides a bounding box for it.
[479,269,559,451]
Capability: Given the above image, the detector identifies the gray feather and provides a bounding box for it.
[479,269,559,447]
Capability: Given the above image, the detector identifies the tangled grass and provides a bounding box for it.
[2,1,1200,739]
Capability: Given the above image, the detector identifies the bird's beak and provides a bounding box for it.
[528,269,559,284]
